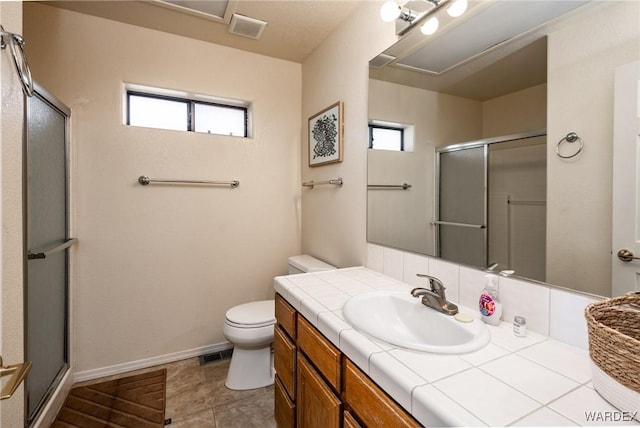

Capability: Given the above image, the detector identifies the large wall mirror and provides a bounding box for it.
[367,0,640,298]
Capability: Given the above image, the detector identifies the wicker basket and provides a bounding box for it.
[585,293,640,394]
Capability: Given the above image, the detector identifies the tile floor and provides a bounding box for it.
[73,357,276,428]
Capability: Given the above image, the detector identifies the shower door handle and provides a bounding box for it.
[27,237,77,260]
[0,355,32,400]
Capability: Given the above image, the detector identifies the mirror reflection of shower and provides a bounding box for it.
[436,131,546,281]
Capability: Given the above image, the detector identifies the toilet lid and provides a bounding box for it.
[225,300,275,326]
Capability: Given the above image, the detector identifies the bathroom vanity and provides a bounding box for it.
[274,293,419,427]
[273,267,619,427]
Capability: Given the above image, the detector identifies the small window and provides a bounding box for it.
[369,124,404,151]
[126,89,249,137]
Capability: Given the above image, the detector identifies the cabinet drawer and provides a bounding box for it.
[297,316,341,392]
[274,325,296,399]
[275,293,297,339]
[275,376,296,428]
[297,354,341,428]
[344,359,420,427]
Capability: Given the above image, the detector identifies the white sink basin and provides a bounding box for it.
[342,290,490,354]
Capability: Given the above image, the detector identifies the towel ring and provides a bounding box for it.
[0,26,33,97]
[555,132,583,159]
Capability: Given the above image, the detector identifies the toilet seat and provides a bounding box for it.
[225,300,274,328]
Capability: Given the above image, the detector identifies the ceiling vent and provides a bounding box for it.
[228,14,267,40]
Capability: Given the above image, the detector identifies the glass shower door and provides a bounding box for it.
[437,145,488,267]
[25,86,72,425]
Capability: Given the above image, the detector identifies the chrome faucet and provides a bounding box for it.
[411,274,459,315]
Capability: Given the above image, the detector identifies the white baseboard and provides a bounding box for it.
[73,341,233,383]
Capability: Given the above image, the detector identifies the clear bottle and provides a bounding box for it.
[479,273,502,325]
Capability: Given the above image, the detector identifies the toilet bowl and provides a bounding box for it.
[223,255,335,390]
[223,300,275,390]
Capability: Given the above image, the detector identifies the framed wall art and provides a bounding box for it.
[308,101,343,167]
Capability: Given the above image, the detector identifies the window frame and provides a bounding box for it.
[368,123,405,151]
[126,90,249,137]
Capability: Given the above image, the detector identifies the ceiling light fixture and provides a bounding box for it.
[381,0,467,37]
[446,0,468,17]
[420,16,439,35]
[380,0,417,23]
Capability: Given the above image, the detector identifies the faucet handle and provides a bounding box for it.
[416,274,446,294]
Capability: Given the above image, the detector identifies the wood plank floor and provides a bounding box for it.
[69,357,275,427]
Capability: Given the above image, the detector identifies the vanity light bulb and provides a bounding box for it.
[420,16,439,35]
[447,0,468,17]
[380,0,402,22]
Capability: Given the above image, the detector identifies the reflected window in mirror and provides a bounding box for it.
[369,123,405,151]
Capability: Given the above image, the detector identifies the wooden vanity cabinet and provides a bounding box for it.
[274,294,297,427]
[274,293,421,428]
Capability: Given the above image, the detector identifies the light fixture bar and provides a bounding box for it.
[397,0,451,36]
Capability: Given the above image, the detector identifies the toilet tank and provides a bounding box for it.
[288,255,336,275]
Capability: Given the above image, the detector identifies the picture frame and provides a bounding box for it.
[308,101,343,167]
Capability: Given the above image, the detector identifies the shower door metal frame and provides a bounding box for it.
[23,82,72,426]
[435,129,546,266]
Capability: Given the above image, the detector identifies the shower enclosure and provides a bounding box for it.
[436,130,547,280]
[24,84,73,425]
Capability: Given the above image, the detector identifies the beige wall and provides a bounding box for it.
[301,2,396,267]
[547,1,640,296]
[483,84,547,137]
[0,2,26,426]
[24,3,302,373]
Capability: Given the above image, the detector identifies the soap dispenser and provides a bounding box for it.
[479,272,502,325]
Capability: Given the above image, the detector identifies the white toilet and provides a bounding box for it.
[223,255,336,390]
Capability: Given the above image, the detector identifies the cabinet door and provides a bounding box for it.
[296,354,341,428]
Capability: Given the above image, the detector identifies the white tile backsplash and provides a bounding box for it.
[366,243,599,351]
[499,276,550,335]
[459,266,487,310]
[382,246,404,280]
[366,243,384,271]
[402,252,431,287]
[549,288,601,350]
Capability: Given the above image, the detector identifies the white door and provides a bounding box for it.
[612,60,640,297]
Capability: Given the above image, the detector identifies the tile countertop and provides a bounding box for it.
[274,267,639,427]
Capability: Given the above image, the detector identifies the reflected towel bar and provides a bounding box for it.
[302,178,343,189]
[368,183,412,190]
[138,176,239,188]
[433,220,486,229]
[508,200,546,206]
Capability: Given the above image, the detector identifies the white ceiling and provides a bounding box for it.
[44,0,363,63]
